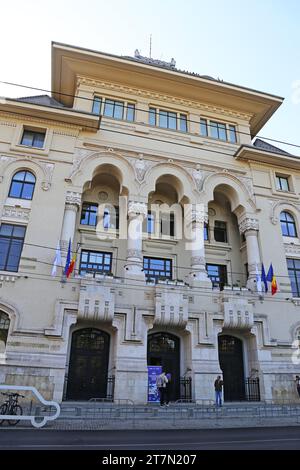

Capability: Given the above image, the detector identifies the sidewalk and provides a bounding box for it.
[2,402,300,431]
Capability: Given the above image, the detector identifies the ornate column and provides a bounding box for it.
[60,191,81,256]
[188,207,212,287]
[238,216,261,290]
[124,201,147,280]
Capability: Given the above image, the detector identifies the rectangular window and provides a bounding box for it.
[147,212,155,234]
[143,257,172,283]
[79,250,112,276]
[149,107,187,132]
[180,114,187,132]
[149,108,157,126]
[92,97,102,115]
[21,129,45,148]
[200,118,208,137]
[160,213,175,237]
[206,263,227,290]
[0,224,26,272]
[228,125,237,143]
[214,221,227,243]
[80,203,98,226]
[287,258,300,297]
[210,121,227,141]
[204,222,209,241]
[276,175,290,191]
[126,103,135,121]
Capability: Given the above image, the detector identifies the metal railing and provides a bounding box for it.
[63,375,115,402]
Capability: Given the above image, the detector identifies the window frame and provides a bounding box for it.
[287,258,300,298]
[280,211,297,238]
[0,223,26,272]
[79,250,113,276]
[0,311,10,352]
[8,170,36,200]
[200,118,237,143]
[276,175,290,192]
[206,263,228,290]
[20,129,46,148]
[143,256,173,283]
[80,202,98,226]
[214,220,228,243]
[149,107,188,132]
[92,96,135,122]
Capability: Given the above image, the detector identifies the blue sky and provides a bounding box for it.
[0,0,299,153]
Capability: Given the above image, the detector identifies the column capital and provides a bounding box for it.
[185,205,208,225]
[238,216,259,234]
[65,191,82,208]
[128,201,148,218]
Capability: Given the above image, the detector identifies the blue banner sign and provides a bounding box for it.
[147,365,162,402]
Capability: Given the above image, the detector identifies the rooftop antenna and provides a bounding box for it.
[149,34,152,58]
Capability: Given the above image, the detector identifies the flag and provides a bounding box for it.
[255,264,262,292]
[64,239,71,276]
[51,241,62,276]
[267,263,274,283]
[271,275,278,295]
[261,263,268,292]
[66,250,77,278]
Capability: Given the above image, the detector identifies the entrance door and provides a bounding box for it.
[147,332,180,401]
[218,335,245,401]
[66,328,110,400]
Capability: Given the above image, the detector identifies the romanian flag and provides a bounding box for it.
[66,251,77,278]
[271,275,278,295]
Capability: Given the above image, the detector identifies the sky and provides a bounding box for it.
[0,0,299,154]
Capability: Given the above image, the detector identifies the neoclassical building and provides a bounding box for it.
[0,42,299,404]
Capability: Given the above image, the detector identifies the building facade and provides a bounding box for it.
[0,42,299,404]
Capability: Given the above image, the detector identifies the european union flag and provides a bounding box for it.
[261,263,268,292]
[64,239,71,276]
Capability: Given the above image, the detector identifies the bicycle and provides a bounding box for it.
[0,392,24,426]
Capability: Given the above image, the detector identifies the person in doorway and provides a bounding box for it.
[156,370,168,406]
[214,375,223,407]
[165,373,172,406]
[295,375,300,398]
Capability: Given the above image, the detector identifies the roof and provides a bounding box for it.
[253,138,292,156]
[15,94,66,108]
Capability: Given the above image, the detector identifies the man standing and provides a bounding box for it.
[295,375,300,398]
[156,371,168,406]
[214,375,223,407]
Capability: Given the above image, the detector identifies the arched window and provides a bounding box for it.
[280,211,297,237]
[0,311,10,353]
[8,170,36,200]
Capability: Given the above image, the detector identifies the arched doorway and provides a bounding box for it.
[66,328,110,400]
[218,335,245,401]
[147,332,180,401]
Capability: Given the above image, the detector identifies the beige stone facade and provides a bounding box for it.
[0,42,300,404]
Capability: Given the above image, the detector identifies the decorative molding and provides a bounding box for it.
[285,244,300,256]
[269,200,300,225]
[2,205,30,223]
[53,129,79,137]
[40,162,54,191]
[69,148,95,179]
[128,201,148,218]
[0,120,17,128]
[0,111,81,132]
[127,249,142,259]
[78,281,115,323]
[65,191,81,207]
[127,154,153,184]
[155,285,189,328]
[238,217,259,234]
[191,256,206,266]
[77,76,253,121]
[222,298,254,330]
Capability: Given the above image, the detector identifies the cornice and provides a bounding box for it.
[77,76,253,121]
[0,112,81,134]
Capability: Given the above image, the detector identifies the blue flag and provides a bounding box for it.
[266,263,274,283]
[64,239,71,276]
[261,263,268,292]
